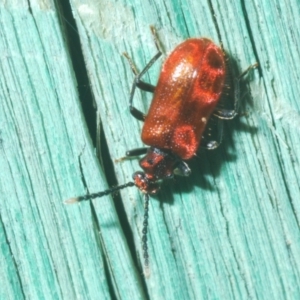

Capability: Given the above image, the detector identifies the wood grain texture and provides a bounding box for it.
[0,0,143,299]
[1,0,300,299]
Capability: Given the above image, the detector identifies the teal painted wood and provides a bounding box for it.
[0,1,144,299]
[70,0,300,299]
[1,0,300,300]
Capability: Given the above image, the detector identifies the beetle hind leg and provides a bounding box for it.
[123,52,156,93]
[123,32,162,122]
[213,62,258,120]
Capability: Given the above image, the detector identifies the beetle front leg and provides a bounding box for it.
[115,147,148,163]
[126,147,148,157]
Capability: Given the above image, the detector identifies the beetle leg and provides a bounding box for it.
[173,161,191,176]
[133,51,161,92]
[129,106,146,121]
[127,52,162,121]
[213,106,237,120]
[135,81,155,93]
[126,147,148,157]
[123,52,156,93]
[124,49,162,122]
[213,63,258,120]
[150,25,164,53]
[201,119,224,150]
[128,26,163,94]
[115,147,148,163]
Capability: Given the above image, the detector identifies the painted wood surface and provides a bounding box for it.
[1,0,300,299]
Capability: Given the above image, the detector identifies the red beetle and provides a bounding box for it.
[66,27,257,268]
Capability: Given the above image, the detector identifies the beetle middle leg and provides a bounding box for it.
[123,27,163,122]
[200,117,224,150]
[201,62,258,151]
[213,63,258,120]
[123,52,157,93]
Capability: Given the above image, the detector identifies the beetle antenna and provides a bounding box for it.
[142,193,150,267]
[64,182,135,204]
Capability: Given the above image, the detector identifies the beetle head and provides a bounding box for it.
[132,171,160,194]
[138,147,176,181]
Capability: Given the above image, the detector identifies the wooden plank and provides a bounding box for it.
[1,0,300,299]
[0,1,144,299]
[69,0,300,299]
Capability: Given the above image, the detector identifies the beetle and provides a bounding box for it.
[66,27,257,268]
